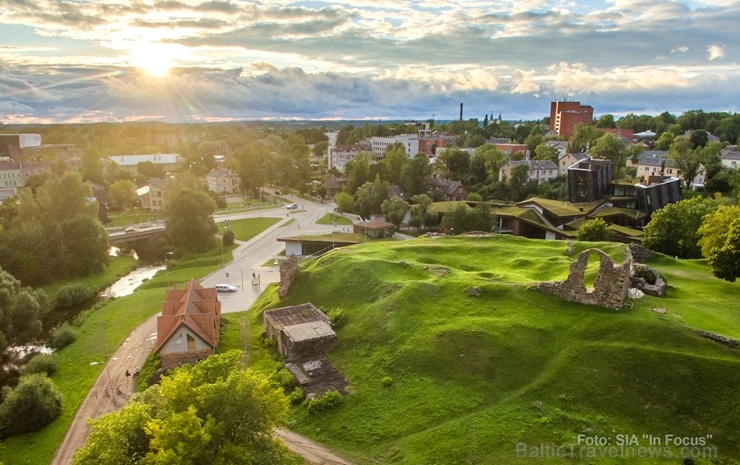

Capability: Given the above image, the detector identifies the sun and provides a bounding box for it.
[132,44,174,77]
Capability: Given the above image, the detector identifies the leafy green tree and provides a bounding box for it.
[355,176,389,219]
[381,196,409,230]
[698,205,740,282]
[61,215,110,277]
[690,130,709,149]
[594,114,616,128]
[470,144,506,185]
[434,148,470,182]
[524,132,544,154]
[643,197,719,258]
[109,179,138,209]
[72,351,293,465]
[346,152,373,195]
[668,137,702,188]
[400,154,432,197]
[136,161,166,180]
[576,218,613,242]
[534,143,560,164]
[0,374,62,437]
[567,124,604,154]
[655,131,675,150]
[0,267,50,351]
[36,172,96,223]
[313,140,328,157]
[316,184,327,201]
[165,189,218,252]
[440,202,494,234]
[334,192,355,214]
[381,144,408,185]
[589,133,627,166]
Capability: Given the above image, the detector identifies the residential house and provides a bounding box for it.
[493,143,528,157]
[0,134,41,158]
[322,178,346,199]
[153,280,222,369]
[427,178,469,201]
[0,160,23,188]
[263,303,337,361]
[418,132,456,155]
[635,155,705,187]
[0,188,17,201]
[558,152,588,176]
[721,151,740,169]
[20,160,52,182]
[369,134,419,159]
[328,143,370,172]
[600,128,635,142]
[136,185,151,209]
[148,178,172,212]
[206,168,241,194]
[499,160,558,183]
[108,154,180,175]
[546,140,569,159]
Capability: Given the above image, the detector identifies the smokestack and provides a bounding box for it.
[460,103,463,121]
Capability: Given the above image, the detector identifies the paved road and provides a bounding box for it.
[51,197,352,464]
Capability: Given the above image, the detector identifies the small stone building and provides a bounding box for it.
[153,280,221,369]
[263,303,337,361]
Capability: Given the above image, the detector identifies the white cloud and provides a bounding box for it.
[671,46,688,54]
[707,43,725,61]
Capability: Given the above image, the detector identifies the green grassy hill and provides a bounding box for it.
[237,235,740,464]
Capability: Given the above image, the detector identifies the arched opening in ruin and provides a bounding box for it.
[583,252,602,293]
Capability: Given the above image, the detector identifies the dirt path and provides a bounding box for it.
[275,429,354,465]
[50,314,353,465]
[51,315,158,465]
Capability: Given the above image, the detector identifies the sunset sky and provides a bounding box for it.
[1,0,738,124]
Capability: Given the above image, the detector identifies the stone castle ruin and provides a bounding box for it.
[532,248,632,310]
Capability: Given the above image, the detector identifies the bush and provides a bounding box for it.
[49,323,77,350]
[271,368,297,390]
[56,283,96,308]
[307,390,343,413]
[633,264,660,285]
[288,387,306,405]
[24,353,59,376]
[381,376,394,387]
[326,308,347,329]
[223,229,235,247]
[0,374,63,437]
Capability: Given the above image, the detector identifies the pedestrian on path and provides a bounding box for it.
[125,370,131,379]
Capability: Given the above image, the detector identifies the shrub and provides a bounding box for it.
[271,368,297,390]
[56,283,96,308]
[307,390,343,413]
[633,264,660,285]
[288,387,306,405]
[381,376,394,387]
[223,229,235,247]
[0,374,63,437]
[24,353,59,376]
[326,308,347,329]
[49,323,77,350]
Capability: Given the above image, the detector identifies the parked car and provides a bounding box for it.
[215,284,238,292]
[287,203,298,210]
[124,227,141,233]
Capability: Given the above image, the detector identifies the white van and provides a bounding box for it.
[215,284,238,292]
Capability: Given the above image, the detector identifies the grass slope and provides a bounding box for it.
[228,235,740,465]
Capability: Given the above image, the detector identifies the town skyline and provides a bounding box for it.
[1,0,738,124]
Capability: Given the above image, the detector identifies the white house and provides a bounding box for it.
[721,151,740,169]
[108,154,180,175]
[499,160,559,183]
[558,152,588,175]
[206,168,241,194]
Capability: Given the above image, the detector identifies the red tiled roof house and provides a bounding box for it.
[153,280,221,369]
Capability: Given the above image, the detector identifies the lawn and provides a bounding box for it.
[217,217,282,241]
[220,235,740,464]
[1,244,236,465]
[316,213,353,226]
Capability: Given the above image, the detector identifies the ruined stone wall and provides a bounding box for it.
[278,255,300,299]
[628,244,656,262]
[532,248,632,310]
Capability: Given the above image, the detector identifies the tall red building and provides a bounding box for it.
[549,101,594,138]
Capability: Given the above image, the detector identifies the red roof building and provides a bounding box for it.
[153,280,221,369]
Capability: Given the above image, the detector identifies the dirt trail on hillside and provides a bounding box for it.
[51,317,353,465]
[51,315,158,465]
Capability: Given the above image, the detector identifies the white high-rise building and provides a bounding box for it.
[368,134,419,159]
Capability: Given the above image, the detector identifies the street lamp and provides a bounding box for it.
[165,252,174,288]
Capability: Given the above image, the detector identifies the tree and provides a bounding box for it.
[594,114,616,128]
[643,197,720,258]
[61,214,110,277]
[576,218,613,242]
[434,148,470,182]
[534,143,560,164]
[72,351,293,465]
[589,133,627,166]
[0,374,62,437]
[346,152,373,195]
[567,124,604,154]
[470,144,506,185]
[381,145,408,185]
[381,196,409,230]
[109,179,138,209]
[355,176,389,219]
[440,202,494,234]
[334,192,355,214]
[668,137,702,188]
[655,131,675,150]
[313,140,328,158]
[689,130,709,149]
[0,266,50,351]
[698,205,740,282]
[35,172,96,223]
[165,189,218,252]
[136,161,165,180]
[400,154,432,197]
[316,184,327,201]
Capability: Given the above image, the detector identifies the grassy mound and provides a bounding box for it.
[232,235,740,464]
